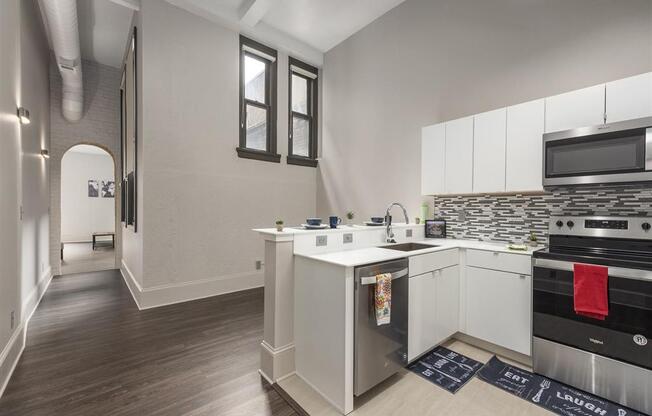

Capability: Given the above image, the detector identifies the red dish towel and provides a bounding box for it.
[573,263,609,320]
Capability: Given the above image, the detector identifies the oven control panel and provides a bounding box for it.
[549,216,652,240]
[585,219,629,230]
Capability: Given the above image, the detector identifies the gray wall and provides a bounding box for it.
[318,0,652,221]
[20,0,51,321]
[49,59,122,276]
[0,0,23,385]
[135,0,316,295]
[0,0,50,393]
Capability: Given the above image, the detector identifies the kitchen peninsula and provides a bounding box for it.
[254,223,538,414]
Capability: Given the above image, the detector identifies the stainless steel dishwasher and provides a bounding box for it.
[354,258,409,396]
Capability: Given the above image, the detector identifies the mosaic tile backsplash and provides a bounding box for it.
[433,184,652,244]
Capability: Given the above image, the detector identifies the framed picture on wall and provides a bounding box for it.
[88,180,99,198]
[101,180,115,198]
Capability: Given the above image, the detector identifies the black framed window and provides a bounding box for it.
[237,36,280,163]
[287,57,318,167]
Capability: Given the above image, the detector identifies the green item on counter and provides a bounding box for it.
[508,244,528,251]
[420,203,429,222]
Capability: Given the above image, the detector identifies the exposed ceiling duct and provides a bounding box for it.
[40,0,84,122]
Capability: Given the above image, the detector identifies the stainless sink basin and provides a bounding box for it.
[380,242,438,252]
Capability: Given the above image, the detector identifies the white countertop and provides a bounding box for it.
[295,238,541,267]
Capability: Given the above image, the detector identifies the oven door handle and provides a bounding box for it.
[533,258,652,282]
[360,268,408,285]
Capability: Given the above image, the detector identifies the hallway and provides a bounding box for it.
[0,270,297,416]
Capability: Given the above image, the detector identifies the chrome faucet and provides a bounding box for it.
[385,202,409,243]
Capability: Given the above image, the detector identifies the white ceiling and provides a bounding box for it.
[76,0,135,68]
[262,0,407,52]
[165,0,407,66]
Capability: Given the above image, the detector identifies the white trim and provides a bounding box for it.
[0,325,25,399]
[274,370,296,383]
[258,369,273,385]
[21,267,53,321]
[120,259,264,310]
[295,372,347,414]
[1,267,53,399]
[120,259,143,310]
[243,45,277,63]
[290,65,317,80]
[261,340,294,354]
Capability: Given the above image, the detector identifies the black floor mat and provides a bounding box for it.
[477,356,646,416]
[407,345,484,393]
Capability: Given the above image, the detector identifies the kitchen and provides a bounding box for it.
[255,71,652,416]
[2,0,650,415]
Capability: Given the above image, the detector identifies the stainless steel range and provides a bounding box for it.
[532,216,652,415]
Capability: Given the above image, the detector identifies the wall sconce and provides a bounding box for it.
[17,107,30,124]
[40,149,50,159]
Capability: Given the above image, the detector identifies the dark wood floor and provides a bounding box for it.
[0,270,297,416]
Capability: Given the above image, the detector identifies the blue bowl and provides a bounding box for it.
[306,218,322,226]
[370,217,384,224]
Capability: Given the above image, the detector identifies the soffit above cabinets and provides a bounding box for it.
[163,0,407,67]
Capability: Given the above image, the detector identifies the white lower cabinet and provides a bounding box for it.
[465,266,532,356]
[408,265,459,362]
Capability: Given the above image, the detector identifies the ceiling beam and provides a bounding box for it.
[238,0,275,27]
[107,0,140,11]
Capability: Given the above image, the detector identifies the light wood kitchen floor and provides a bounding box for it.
[0,270,297,416]
[279,339,553,416]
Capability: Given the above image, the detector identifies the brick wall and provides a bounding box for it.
[49,59,122,275]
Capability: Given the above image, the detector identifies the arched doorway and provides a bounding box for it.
[60,144,118,275]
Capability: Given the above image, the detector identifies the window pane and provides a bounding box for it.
[292,116,310,157]
[245,55,266,103]
[246,104,267,151]
[291,74,308,114]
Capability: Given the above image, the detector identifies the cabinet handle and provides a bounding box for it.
[493,252,499,256]
[519,274,526,279]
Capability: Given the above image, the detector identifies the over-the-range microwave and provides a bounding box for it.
[543,116,652,186]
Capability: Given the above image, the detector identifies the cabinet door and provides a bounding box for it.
[408,272,437,361]
[473,108,506,193]
[505,99,545,192]
[545,84,605,133]
[606,72,652,123]
[421,123,446,195]
[444,116,474,194]
[434,266,459,344]
[466,267,532,356]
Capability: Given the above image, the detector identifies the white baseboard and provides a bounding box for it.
[0,324,26,399]
[21,267,53,322]
[260,341,296,383]
[120,260,144,310]
[0,267,52,399]
[120,260,264,310]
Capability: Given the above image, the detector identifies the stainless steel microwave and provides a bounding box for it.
[543,117,652,186]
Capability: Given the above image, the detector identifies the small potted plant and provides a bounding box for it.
[528,231,538,247]
[346,211,355,226]
[275,220,284,232]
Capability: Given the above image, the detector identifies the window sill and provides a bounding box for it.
[287,155,318,167]
[236,147,281,163]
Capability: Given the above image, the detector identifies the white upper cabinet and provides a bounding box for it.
[473,108,506,193]
[421,123,446,195]
[606,72,652,123]
[505,99,545,192]
[544,84,605,133]
[445,116,474,194]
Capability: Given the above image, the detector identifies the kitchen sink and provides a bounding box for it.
[380,242,438,252]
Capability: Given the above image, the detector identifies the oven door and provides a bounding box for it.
[542,118,652,186]
[532,258,652,370]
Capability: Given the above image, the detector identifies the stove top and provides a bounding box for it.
[535,216,652,270]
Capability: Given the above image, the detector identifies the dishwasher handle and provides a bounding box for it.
[359,268,408,285]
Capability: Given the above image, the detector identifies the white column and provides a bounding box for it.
[258,231,296,383]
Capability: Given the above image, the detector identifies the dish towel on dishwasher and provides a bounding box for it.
[573,263,609,320]
[375,273,392,325]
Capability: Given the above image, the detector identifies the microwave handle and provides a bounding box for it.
[646,127,652,171]
[533,258,652,282]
